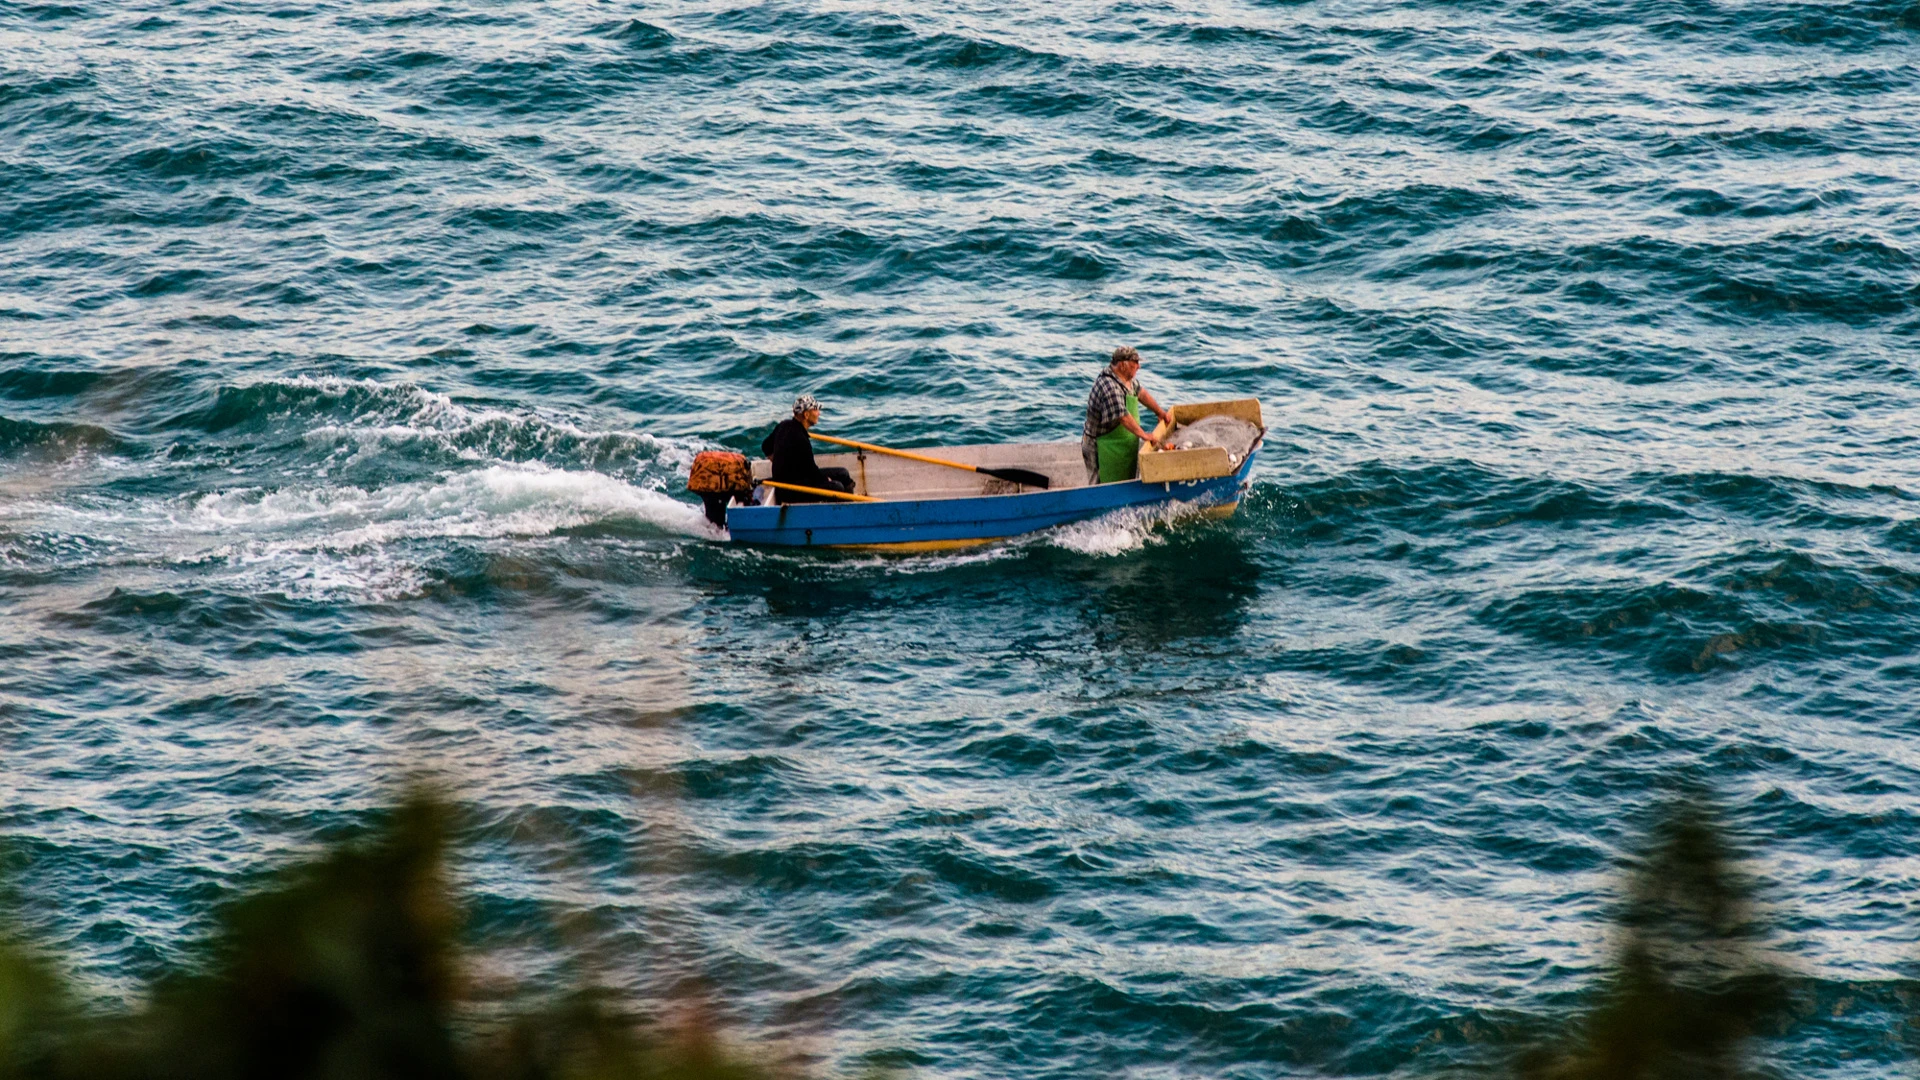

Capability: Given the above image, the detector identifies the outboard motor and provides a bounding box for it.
[687,451,755,527]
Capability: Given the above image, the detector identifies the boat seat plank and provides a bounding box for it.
[751,440,1088,499]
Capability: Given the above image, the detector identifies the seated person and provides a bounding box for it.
[762,394,856,503]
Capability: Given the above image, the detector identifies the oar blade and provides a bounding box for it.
[982,467,1051,489]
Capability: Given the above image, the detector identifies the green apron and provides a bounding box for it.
[1094,388,1141,483]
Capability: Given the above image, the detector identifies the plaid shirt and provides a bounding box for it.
[1083,369,1141,438]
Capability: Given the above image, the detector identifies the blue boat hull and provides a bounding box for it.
[725,452,1256,550]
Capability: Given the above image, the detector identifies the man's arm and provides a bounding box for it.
[1120,412,1165,446]
[1137,387,1173,428]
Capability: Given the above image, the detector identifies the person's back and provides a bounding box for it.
[763,416,826,486]
[762,394,854,503]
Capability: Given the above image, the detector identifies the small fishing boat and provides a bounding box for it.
[708,398,1263,552]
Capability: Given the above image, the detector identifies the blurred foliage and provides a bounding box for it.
[1517,794,1788,1080]
[0,791,781,1080]
[0,931,71,1079]
[0,787,1829,1080]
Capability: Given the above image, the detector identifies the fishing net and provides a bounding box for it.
[1165,414,1261,462]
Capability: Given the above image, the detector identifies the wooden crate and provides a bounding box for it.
[1139,445,1234,483]
[1170,397,1262,429]
[1140,397,1262,483]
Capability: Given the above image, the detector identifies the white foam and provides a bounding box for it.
[269,376,691,479]
[0,462,724,601]
[195,465,722,600]
[754,541,1021,577]
[1043,501,1205,556]
[223,549,436,603]
[188,463,719,549]
[3,374,735,600]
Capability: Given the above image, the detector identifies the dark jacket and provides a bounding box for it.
[762,418,831,488]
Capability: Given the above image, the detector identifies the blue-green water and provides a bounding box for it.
[3,0,1919,1075]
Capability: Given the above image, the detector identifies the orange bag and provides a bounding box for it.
[687,450,752,494]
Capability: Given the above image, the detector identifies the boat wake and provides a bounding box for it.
[184,463,715,549]
[2,374,731,600]
[1041,499,1226,557]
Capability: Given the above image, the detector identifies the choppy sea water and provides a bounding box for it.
[3,0,1919,1074]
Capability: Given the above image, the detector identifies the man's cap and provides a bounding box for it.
[1111,346,1141,365]
[793,393,820,415]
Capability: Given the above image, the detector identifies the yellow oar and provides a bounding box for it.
[761,480,877,503]
[809,432,1051,489]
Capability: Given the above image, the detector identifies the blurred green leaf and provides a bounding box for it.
[1519,794,1788,1080]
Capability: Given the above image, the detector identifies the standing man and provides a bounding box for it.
[1082,346,1173,484]
[762,394,856,502]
